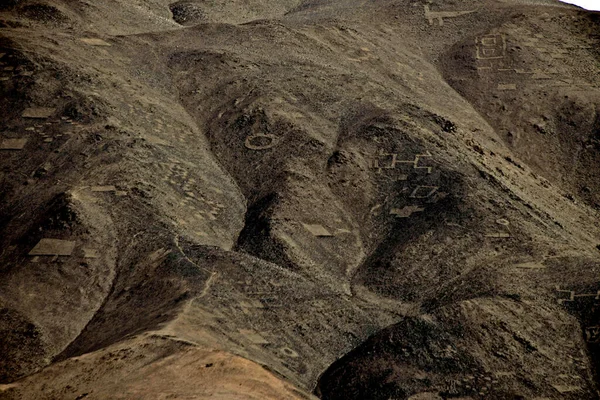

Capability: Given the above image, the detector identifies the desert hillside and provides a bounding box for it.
[1,0,600,399]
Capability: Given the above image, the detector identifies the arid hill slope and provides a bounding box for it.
[1,0,600,399]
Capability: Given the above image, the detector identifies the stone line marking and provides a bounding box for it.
[476,34,506,60]
[497,83,517,91]
[28,239,76,256]
[424,5,475,26]
[410,185,439,199]
[302,223,334,237]
[371,151,433,174]
[0,138,27,150]
[556,286,600,305]
[390,205,424,218]
[585,326,600,343]
[244,133,278,150]
[22,107,56,119]
[80,38,111,46]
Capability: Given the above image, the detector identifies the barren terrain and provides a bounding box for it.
[1,0,600,399]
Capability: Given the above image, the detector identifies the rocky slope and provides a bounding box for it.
[1,0,600,399]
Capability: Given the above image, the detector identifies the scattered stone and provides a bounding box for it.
[0,138,27,150]
[22,107,56,119]
[169,1,207,26]
[29,239,76,256]
[495,218,510,226]
[302,223,333,237]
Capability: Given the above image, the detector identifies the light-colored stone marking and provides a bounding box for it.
[372,151,432,174]
[531,71,552,80]
[279,347,299,358]
[370,204,382,215]
[244,133,278,150]
[145,135,172,147]
[22,107,56,119]
[80,38,111,46]
[82,248,100,258]
[302,223,333,237]
[91,185,116,192]
[0,383,19,392]
[554,287,600,304]
[424,5,475,26]
[585,326,600,343]
[390,205,424,218]
[239,329,270,345]
[0,138,27,150]
[556,287,575,304]
[552,385,582,394]
[240,299,265,309]
[29,239,76,256]
[514,262,546,269]
[497,83,517,91]
[407,393,443,400]
[476,34,506,60]
[558,288,600,304]
[410,185,439,199]
[485,232,510,238]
